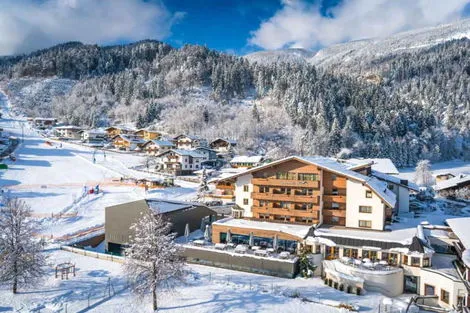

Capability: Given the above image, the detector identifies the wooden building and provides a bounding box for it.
[134,129,162,141]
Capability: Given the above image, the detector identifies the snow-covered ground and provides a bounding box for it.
[0,91,197,238]
[0,248,396,313]
[398,160,470,181]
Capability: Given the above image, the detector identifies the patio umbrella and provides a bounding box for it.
[204,225,210,242]
[273,235,278,251]
[249,232,254,247]
[184,223,190,242]
[226,229,232,244]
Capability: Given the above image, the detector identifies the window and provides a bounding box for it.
[423,257,430,267]
[259,200,267,207]
[411,257,420,267]
[258,213,269,220]
[359,206,372,213]
[424,284,436,296]
[287,172,297,180]
[243,198,249,205]
[276,172,288,179]
[259,186,270,193]
[331,216,340,223]
[298,173,318,181]
[332,188,339,195]
[365,190,373,198]
[332,202,340,209]
[387,184,394,191]
[403,255,409,265]
[440,289,449,304]
[243,185,249,192]
[359,220,372,228]
[331,174,337,181]
[274,215,290,222]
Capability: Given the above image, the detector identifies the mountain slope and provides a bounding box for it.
[244,48,314,65]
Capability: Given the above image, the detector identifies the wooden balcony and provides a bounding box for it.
[323,195,346,203]
[251,192,319,203]
[252,178,319,189]
[215,184,235,190]
[252,206,320,219]
[323,209,346,218]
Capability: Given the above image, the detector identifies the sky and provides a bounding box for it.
[0,0,470,56]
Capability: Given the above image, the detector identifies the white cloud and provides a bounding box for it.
[0,0,182,55]
[249,0,470,50]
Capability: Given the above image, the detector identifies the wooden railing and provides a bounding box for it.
[251,192,319,203]
[252,178,319,188]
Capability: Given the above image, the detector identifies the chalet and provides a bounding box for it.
[33,117,57,129]
[134,129,162,141]
[155,149,206,175]
[173,134,208,150]
[230,155,264,168]
[105,126,135,138]
[348,158,399,175]
[435,174,470,197]
[105,199,216,255]
[54,126,83,140]
[435,173,456,182]
[80,129,106,143]
[111,134,146,151]
[141,139,174,155]
[210,138,237,154]
[194,147,217,161]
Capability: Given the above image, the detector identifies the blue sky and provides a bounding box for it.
[0,0,469,56]
[163,0,340,54]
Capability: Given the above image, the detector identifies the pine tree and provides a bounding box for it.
[123,211,185,311]
[0,197,47,294]
[197,168,209,201]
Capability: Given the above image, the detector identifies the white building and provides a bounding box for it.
[173,134,208,150]
[54,125,83,140]
[229,155,264,168]
[155,149,206,175]
[81,129,106,143]
[141,139,175,155]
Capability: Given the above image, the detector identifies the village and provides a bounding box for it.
[0,99,468,313]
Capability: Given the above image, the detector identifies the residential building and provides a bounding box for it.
[141,139,175,155]
[105,126,135,138]
[105,199,216,255]
[210,138,237,154]
[154,149,206,175]
[230,155,264,168]
[447,217,470,310]
[435,174,470,197]
[173,134,208,150]
[54,125,83,140]
[32,117,57,129]
[80,129,107,143]
[194,147,218,162]
[435,173,456,182]
[134,129,162,141]
[348,158,399,175]
[111,134,146,151]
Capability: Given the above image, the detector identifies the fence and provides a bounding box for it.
[60,245,124,264]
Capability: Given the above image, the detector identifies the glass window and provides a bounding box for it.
[403,255,409,265]
[359,206,372,213]
[259,186,269,193]
[365,190,373,198]
[423,257,430,267]
[411,257,420,267]
[440,289,449,304]
[332,188,338,195]
[359,220,372,228]
[287,172,297,180]
[243,198,248,205]
[332,202,340,209]
[276,172,288,179]
[243,185,249,192]
[298,173,318,181]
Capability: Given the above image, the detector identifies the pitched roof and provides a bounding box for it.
[446,217,470,249]
[157,149,205,158]
[348,158,399,175]
[372,170,420,192]
[218,156,397,208]
[113,134,146,144]
[146,139,174,147]
[230,155,264,163]
[211,138,237,145]
[435,174,470,191]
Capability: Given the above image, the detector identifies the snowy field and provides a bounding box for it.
[398,159,470,181]
[0,248,396,313]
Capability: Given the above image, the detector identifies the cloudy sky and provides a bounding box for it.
[1,0,470,56]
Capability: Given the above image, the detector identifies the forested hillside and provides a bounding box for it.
[0,34,469,167]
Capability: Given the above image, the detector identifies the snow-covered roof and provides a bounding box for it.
[446,217,470,249]
[115,135,146,144]
[82,129,106,134]
[55,125,83,130]
[34,117,56,121]
[220,155,397,208]
[213,217,311,239]
[147,139,174,147]
[434,174,470,191]
[372,170,420,192]
[163,149,206,158]
[348,158,399,175]
[230,155,264,163]
[146,199,199,214]
[174,134,205,141]
[211,138,237,145]
[314,225,419,246]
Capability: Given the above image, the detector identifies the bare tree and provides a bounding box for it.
[414,159,434,187]
[197,168,209,202]
[0,197,47,294]
[123,211,185,311]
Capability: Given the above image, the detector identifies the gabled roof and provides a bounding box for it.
[143,139,174,147]
[211,138,237,145]
[230,155,264,163]
[435,174,470,191]
[372,170,420,192]
[194,146,217,153]
[408,236,426,253]
[447,217,470,249]
[219,156,397,208]
[348,158,399,175]
[174,134,204,141]
[156,149,205,158]
[112,134,146,144]
[54,125,83,130]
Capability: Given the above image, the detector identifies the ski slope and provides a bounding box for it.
[0,91,197,238]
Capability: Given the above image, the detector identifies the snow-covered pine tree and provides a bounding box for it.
[0,197,47,294]
[197,168,209,201]
[123,211,185,312]
[414,159,434,187]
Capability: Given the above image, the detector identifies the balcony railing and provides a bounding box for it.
[252,206,320,218]
[252,178,319,188]
[251,192,319,203]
